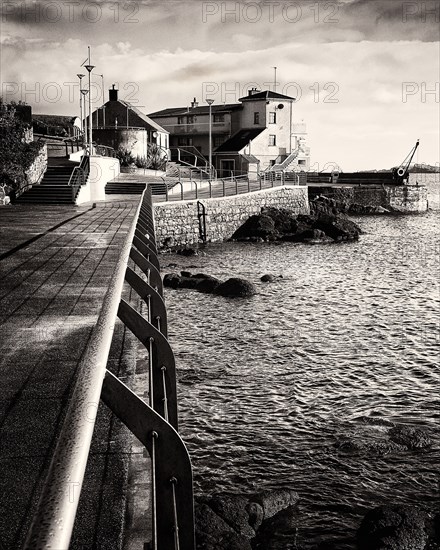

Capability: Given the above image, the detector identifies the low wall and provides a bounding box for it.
[76,156,120,204]
[154,185,309,249]
[308,184,428,214]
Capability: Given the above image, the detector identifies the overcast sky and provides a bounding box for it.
[1,0,439,170]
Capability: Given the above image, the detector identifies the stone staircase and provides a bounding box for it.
[14,159,79,204]
[105,179,177,196]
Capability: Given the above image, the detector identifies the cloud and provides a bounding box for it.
[0,0,438,169]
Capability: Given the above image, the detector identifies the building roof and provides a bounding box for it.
[238,90,296,101]
[241,154,260,164]
[117,100,169,134]
[33,114,78,127]
[214,128,265,153]
[149,103,242,118]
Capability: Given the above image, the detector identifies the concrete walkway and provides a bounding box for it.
[0,199,148,549]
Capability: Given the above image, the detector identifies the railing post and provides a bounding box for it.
[222,179,225,197]
[209,180,212,198]
[235,177,238,195]
[194,181,198,199]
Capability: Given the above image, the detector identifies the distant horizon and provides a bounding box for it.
[1,0,439,170]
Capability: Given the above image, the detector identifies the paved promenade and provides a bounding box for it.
[0,200,147,549]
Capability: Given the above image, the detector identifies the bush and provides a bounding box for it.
[116,146,135,167]
[0,100,44,193]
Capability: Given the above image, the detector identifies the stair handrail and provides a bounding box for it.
[69,155,90,201]
[267,147,300,172]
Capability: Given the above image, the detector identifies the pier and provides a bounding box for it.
[0,190,194,549]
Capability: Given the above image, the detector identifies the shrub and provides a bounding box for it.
[116,146,135,167]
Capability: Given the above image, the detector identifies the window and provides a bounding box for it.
[269,112,276,124]
[187,115,195,124]
[298,159,306,165]
[178,137,193,146]
[213,114,224,123]
[254,112,260,124]
[177,116,185,125]
[269,134,276,146]
[214,136,224,147]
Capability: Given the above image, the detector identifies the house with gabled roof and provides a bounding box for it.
[149,88,310,178]
[85,85,169,159]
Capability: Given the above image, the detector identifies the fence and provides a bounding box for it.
[24,186,195,550]
[156,171,306,202]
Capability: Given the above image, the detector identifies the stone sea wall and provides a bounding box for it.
[154,186,309,249]
[26,143,48,188]
[308,184,428,214]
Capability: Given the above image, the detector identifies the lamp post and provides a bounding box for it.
[97,73,105,126]
[77,74,85,134]
[80,89,89,147]
[206,98,214,180]
[84,46,95,154]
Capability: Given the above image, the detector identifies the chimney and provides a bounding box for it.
[109,84,118,102]
[191,97,199,109]
[248,87,260,96]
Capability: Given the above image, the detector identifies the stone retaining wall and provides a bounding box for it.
[154,186,309,248]
[308,184,428,214]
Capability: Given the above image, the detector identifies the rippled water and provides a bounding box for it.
[165,175,440,548]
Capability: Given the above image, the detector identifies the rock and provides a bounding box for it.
[231,213,277,241]
[246,501,264,531]
[253,506,299,550]
[312,214,361,241]
[177,247,197,256]
[357,504,428,550]
[251,489,299,521]
[196,276,221,293]
[163,273,181,289]
[195,502,252,550]
[232,206,361,244]
[214,278,256,298]
[181,270,192,277]
[388,426,432,450]
[261,274,276,282]
[208,494,256,538]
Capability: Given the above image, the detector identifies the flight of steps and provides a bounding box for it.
[105,179,178,196]
[105,182,147,195]
[14,160,79,205]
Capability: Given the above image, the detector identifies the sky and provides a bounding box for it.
[1,0,439,170]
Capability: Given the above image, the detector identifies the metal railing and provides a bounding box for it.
[94,143,117,157]
[69,155,90,201]
[24,186,195,550]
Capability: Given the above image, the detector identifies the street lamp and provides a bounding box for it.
[77,74,85,134]
[84,46,95,154]
[80,89,89,147]
[206,98,214,180]
[97,73,105,126]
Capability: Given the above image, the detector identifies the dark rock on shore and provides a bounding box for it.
[388,426,432,450]
[214,277,257,298]
[176,247,197,256]
[195,489,300,550]
[357,505,428,550]
[232,201,361,244]
[163,272,253,298]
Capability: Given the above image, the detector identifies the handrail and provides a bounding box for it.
[24,187,195,550]
[69,155,90,201]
